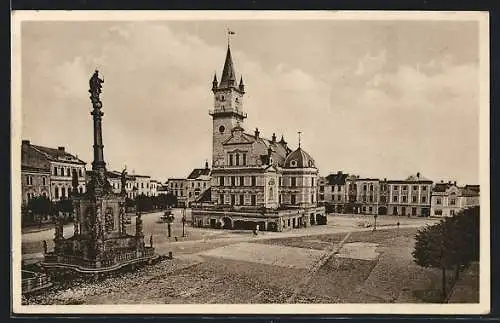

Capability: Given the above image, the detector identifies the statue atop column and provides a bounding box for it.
[89,70,104,105]
[121,167,127,195]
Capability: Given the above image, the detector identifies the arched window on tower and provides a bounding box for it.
[235,154,240,166]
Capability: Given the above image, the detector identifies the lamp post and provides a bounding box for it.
[373,214,378,231]
[182,206,186,237]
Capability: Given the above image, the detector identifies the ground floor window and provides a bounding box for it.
[412,207,417,216]
[434,209,443,216]
[393,206,398,215]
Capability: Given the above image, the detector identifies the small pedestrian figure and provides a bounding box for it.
[175,236,178,242]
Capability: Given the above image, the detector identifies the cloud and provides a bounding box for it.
[21,21,480,184]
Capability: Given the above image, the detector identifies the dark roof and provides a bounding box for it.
[284,147,316,168]
[219,45,237,88]
[194,187,212,203]
[433,183,453,192]
[30,144,86,164]
[464,185,480,193]
[460,187,479,197]
[187,167,211,179]
[325,172,349,185]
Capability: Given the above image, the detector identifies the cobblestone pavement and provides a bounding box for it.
[22,215,444,304]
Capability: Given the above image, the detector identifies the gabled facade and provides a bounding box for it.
[21,140,87,204]
[430,181,480,217]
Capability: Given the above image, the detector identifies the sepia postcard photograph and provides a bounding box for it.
[11,10,490,315]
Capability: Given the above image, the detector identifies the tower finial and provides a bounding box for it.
[298,131,302,148]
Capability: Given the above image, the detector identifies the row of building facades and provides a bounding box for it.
[21,137,480,219]
[317,171,480,217]
[21,140,163,207]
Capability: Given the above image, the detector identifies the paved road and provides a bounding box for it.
[21,211,438,264]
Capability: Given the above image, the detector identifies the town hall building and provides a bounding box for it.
[191,43,326,231]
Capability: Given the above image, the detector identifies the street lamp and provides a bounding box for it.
[182,206,187,237]
[373,214,378,231]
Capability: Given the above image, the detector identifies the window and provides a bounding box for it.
[311,177,315,187]
[229,154,233,166]
[189,192,192,198]
[434,209,443,215]
[402,196,407,202]
[291,195,296,205]
[231,194,235,205]
[239,195,244,205]
[450,198,456,205]
[380,196,386,203]
[436,198,442,205]
[369,196,373,202]
[363,185,367,191]
[79,187,82,193]
[242,153,247,165]
[231,177,236,186]
[66,168,70,177]
[240,176,244,186]
[450,210,455,216]
[79,169,83,177]
[363,196,367,202]
[369,206,372,212]
[412,196,417,203]
[421,196,427,203]
[61,187,66,198]
[219,177,224,186]
[402,186,407,191]
[235,154,240,166]
[191,182,195,188]
[413,185,418,191]
[319,186,324,192]
[422,186,427,191]
[291,177,296,187]
[53,167,57,176]
[203,182,206,188]
[311,194,314,203]
[197,182,200,188]
[394,185,399,190]
[251,176,256,186]
[26,175,32,185]
[370,184,373,191]
[220,194,224,204]
[251,195,256,205]
[393,196,398,202]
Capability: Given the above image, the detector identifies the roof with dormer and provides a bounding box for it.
[284,147,316,169]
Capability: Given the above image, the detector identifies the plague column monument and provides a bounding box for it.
[42,70,157,277]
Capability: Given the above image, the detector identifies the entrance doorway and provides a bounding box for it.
[222,217,233,229]
[378,206,388,215]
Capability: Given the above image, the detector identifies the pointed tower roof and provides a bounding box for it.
[219,44,237,88]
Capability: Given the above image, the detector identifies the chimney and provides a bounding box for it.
[454,181,457,186]
[272,133,276,143]
[441,180,444,183]
[417,172,420,178]
[22,140,30,146]
[448,181,452,184]
[337,171,342,175]
[58,146,65,152]
[205,160,209,169]
[254,128,260,139]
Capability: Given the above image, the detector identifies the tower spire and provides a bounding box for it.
[220,32,237,88]
[298,131,302,148]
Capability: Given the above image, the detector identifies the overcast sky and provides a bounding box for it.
[21,19,480,184]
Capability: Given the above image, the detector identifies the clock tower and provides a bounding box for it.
[209,43,247,167]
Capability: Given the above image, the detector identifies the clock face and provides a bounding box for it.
[219,125,225,134]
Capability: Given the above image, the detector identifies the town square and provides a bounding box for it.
[13,12,486,312]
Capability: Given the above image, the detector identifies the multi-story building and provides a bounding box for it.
[149,180,159,197]
[185,162,212,206]
[430,181,480,217]
[387,172,432,217]
[318,171,349,213]
[356,178,380,215]
[191,42,325,231]
[344,175,360,214]
[21,140,86,204]
[167,178,187,206]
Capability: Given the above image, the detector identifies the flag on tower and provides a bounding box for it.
[228,29,236,35]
